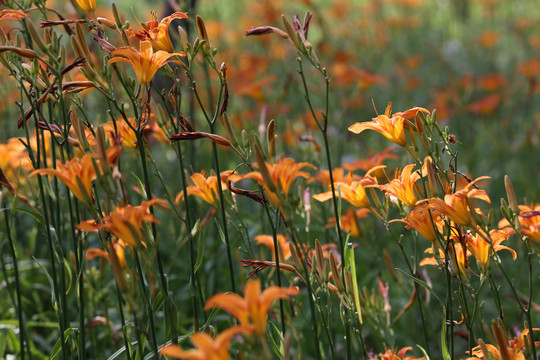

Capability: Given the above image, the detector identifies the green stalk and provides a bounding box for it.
[3,202,30,360]
[173,139,200,330]
[297,58,352,360]
[133,250,159,358]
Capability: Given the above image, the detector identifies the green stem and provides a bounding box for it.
[3,203,30,360]
[133,250,159,358]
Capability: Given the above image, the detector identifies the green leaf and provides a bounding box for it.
[33,257,56,308]
[396,268,444,307]
[49,328,77,360]
[416,344,430,360]
[345,240,362,325]
[107,341,137,360]
[131,172,147,200]
[441,308,451,360]
[194,220,204,274]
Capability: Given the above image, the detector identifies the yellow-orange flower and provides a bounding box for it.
[369,346,425,360]
[77,199,166,247]
[30,154,98,202]
[348,103,429,147]
[75,0,95,13]
[254,234,291,261]
[175,171,229,207]
[86,240,127,269]
[313,176,377,209]
[420,242,471,276]
[328,208,370,238]
[391,204,442,242]
[418,176,491,227]
[467,228,516,270]
[379,164,422,207]
[518,204,540,242]
[159,326,252,360]
[128,12,188,53]
[0,9,30,21]
[230,157,315,208]
[204,279,300,337]
[109,40,184,85]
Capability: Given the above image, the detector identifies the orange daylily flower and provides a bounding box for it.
[313,175,377,209]
[418,176,491,227]
[109,40,184,85]
[77,199,166,247]
[328,208,370,238]
[205,279,300,337]
[0,9,30,21]
[86,240,127,269]
[379,164,422,207]
[175,171,230,207]
[467,227,516,270]
[342,147,398,173]
[30,153,98,202]
[420,242,471,276]
[230,157,315,208]
[308,168,360,187]
[254,234,291,261]
[369,346,425,360]
[128,12,188,53]
[159,326,252,360]
[518,204,540,242]
[391,204,442,242]
[348,103,430,147]
[74,0,95,13]
[467,327,540,360]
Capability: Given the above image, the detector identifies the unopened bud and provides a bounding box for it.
[267,119,276,164]
[196,16,208,41]
[177,26,188,49]
[329,252,345,293]
[97,17,117,30]
[250,133,277,194]
[26,21,47,53]
[504,175,518,214]
[281,15,301,50]
[218,112,239,147]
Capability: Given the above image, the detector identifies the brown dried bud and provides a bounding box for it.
[245,26,289,39]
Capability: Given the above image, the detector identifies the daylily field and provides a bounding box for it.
[1,0,540,359]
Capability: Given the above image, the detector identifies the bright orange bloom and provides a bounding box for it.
[230,157,315,208]
[128,12,188,53]
[159,326,252,360]
[420,242,471,276]
[205,279,300,337]
[518,204,540,242]
[77,199,166,247]
[369,346,425,360]
[86,240,127,269]
[348,103,430,147]
[328,208,370,238]
[254,234,291,261]
[342,147,398,173]
[313,176,377,209]
[109,40,184,85]
[391,204,442,242]
[467,228,516,269]
[175,171,229,206]
[418,176,491,227]
[308,168,360,187]
[379,164,422,207]
[467,327,540,360]
[75,0,95,13]
[0,137,33,184]
[0,9,30,21]
[30,154,98,202]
